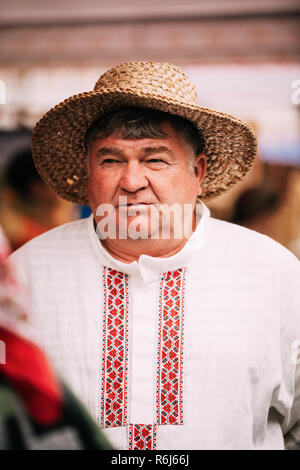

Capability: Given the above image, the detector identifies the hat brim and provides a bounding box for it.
[31,88,257,205]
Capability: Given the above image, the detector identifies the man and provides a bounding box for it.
[10,62,300,450]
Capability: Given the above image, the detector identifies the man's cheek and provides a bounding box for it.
[166,176,186,197]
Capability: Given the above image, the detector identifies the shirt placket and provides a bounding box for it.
[101,265,187,450]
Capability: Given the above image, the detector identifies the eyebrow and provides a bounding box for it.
[142,146,173,157]
[96,145,174,159]
[96,147,126,158]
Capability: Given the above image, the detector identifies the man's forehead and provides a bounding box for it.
[89,119,196,160]
[92,124,178,147]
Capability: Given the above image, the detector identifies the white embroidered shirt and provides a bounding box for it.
[9,203,300,450]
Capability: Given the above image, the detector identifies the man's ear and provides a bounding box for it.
[194,153,207,194]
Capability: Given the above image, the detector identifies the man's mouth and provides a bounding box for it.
[117,203,154,216]
[117,203,151,207]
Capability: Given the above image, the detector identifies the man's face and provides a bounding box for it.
[87,122,206,239]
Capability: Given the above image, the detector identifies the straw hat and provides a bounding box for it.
[31,61,257,205]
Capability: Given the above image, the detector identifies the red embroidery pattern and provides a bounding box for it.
[156,268,186,425]
[101,267,129,427]
[129,424,157,450]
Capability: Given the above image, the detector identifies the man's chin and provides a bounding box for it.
[117,204,152,216]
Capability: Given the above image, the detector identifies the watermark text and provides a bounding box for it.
[0,80,5,105]
[291,80,300,105]
[95,197,200,240]
[291,339,300,365]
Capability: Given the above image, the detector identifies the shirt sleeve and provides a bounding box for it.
[7,246,37,342]
[274,247,300,450]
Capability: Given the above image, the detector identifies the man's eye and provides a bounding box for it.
[147,159,166,163]
[102,159,120,164]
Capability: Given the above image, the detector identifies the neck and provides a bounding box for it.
[100,237,190,263]
[97,212,198,263]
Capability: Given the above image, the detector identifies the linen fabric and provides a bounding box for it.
[9,203,300,450]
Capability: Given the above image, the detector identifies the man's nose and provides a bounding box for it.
[119,161,149,193]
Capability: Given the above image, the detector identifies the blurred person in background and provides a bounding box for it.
[229,185,281,233]
[0,226,113,449]
[0,148,78,251]
[208,160,300,261]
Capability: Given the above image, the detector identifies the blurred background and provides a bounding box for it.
[0,0,299,255]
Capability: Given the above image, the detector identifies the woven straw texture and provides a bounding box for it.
[31,61,257,205]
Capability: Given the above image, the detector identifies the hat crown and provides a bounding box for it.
[94,61,198,105]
